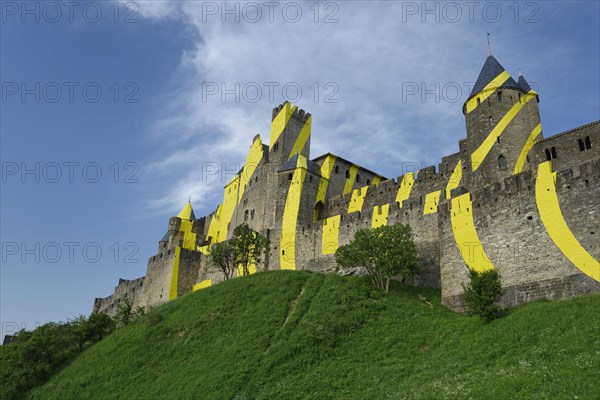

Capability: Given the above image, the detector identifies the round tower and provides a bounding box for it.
[463,55,542,187]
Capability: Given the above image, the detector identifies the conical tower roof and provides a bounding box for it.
[518,74,533,92]
[177,201,196,221]
[468,54,521,99]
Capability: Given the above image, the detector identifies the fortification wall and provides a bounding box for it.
[92,276,145,316]
[440,157,600,311]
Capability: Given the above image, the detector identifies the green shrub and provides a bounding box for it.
[462,269,504,321]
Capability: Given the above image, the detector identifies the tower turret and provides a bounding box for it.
[463,55,542,186]
[268,101,312,167]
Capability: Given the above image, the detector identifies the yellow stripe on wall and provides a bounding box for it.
[270,102,297,149]
[465,70,511,114]
[471,90,537,171]
[192,279,212,292]
[371,204,389,228]
[513,123,542,175]
[322,215,341,255]
[445,160,462,199]
[168,247,181,301]
[372,176,381,187]
[395,172,414,207]
[316,155,336,204]
[423,190,441,215]
[450,193,495,273]
[280,157,307,270]
[348,186,368,214]
[238,136,265,203]
[288,116,312,160]
[536,162,599,281]
[343,165,359,195]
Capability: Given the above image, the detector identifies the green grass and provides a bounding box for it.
[28,271,600,399]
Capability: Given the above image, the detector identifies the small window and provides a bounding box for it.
[497,91,502,102]
[288,173,293,180]
[497,136,501,144]
[334,166,339,174]
[309,175,313,183]
[487,98,491,107]
[251,209,255,220]
[366,179,371,185]
[356,174,361,183]
[345,170,350,179]
[545,148,551,161]
[498,155,507,170]
[273,142,279,152]
[488,116,493,125]
[477,98,481,105]
[578,138,585,151]
[244,210,249,221]
[546,147,557,160]
[584,136,592,150]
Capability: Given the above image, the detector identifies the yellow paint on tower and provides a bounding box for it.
[395,172,414,207]
[343,165,359,195]
[270,102,297,149]
[322,215,341,255]
[288,116,312,160]
[280,155,308,270]
[445,160,463,199]
[513,123,542,175]
[450,193,495,273]
[371,204,390,228]
[348,186,368,214]
[423,190,441,215]
[465,70,511,114]
[192,279,212,291]
[168,247,181,301]
[471,90,537,171]
[536,162,599,281]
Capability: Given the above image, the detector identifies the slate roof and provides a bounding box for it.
[277,154,321,175]
[468,55,522,100]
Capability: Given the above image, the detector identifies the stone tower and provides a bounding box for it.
[463,55,543,187]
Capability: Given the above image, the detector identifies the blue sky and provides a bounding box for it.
[1,1,599,334]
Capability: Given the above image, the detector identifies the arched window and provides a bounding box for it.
[498,155,507,170]
[345,170,350,179]
[244,210,249,221]
[578,138,585,151]
[356,174,361,183]
[584,136,592,150]
[366,179,371,185]
[545,148,551,161]
[334,165,339,174]
[477,97,481,105]
[288,173,293,180]
[313,201,323,222]
[497,91,502,102]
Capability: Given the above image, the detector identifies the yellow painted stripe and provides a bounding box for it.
[168,247,181,301]
[280,157,307,270]
[193,279,212,291]
[372,176,381,187]
[316,155,336,204]
[343,165,359,195]
[288,116,312,160]
[423,190,441,215]
[536,162,599,281]
[322,215,341,255]
[513,123,542,175]
[238,135,265,204]
[450,193,495,273]
[371,204,389,228]
[180,219,197,250]
[471,90,537,171]
[445,160,463,199]
[269,103,297,149]
[395,172,414,207]
[177,202,194,220]
[348,186,368,214]
[197,245,209,255]
[465,70,511,114]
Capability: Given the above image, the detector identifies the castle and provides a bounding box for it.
[93,54,600,315]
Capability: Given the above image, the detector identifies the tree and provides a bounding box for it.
[462,269,504,322]
[335,224,420,293]
[86,312,115,342]
[208,224,270,279]
[115,299,133,327]
[231,224,270,276]
[208,240,237,280]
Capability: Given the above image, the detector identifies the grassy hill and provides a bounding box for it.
[28,271,600,399]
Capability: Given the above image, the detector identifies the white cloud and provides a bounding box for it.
[133,1,548,215]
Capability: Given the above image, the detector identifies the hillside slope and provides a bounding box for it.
[29,271,600,399]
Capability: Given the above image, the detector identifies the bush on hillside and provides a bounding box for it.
[462,269,504,322]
